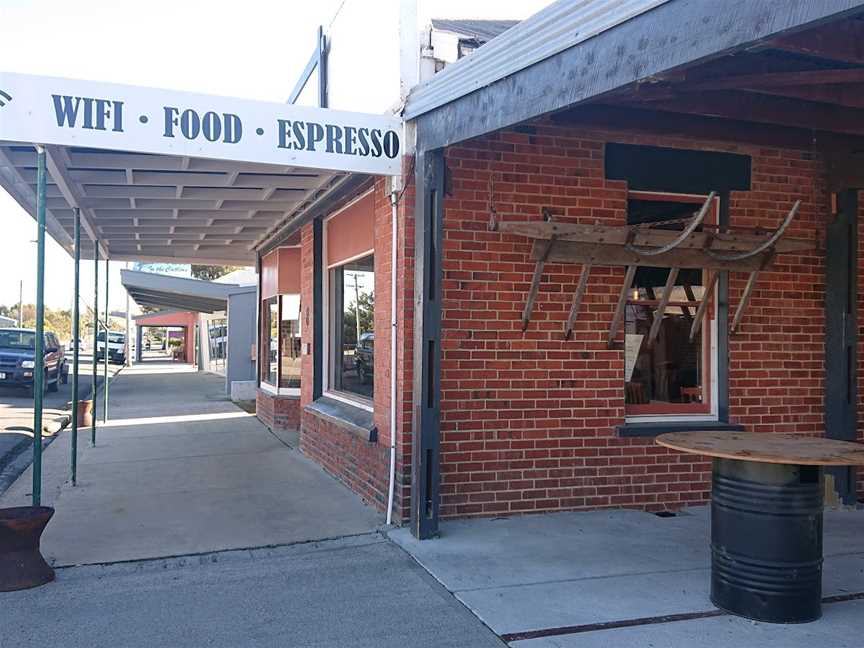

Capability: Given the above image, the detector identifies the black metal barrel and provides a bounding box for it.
[710,458,823,623]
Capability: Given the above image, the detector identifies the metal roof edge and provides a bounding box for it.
[405,0,670,120]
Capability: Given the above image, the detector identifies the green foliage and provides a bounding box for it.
[0,303,125,342]
[191,265,241,281]
[341,291,374,346]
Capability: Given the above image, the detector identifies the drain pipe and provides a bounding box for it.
[386,188,398,525]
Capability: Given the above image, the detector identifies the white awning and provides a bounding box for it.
[0,71,402,264]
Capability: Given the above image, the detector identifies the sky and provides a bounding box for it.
[0,0,552,311]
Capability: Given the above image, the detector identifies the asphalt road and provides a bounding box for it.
[0,353,122,494]
[2,535,506,648]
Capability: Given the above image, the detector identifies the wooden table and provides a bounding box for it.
[656,431,864,624]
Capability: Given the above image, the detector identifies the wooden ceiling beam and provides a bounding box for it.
[765,19,864,65]
[621,90,864,137]
[552,104,820,150]
[624,71,864,105]
[734,84,864,110]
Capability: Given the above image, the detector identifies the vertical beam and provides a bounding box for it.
[91,243,99,446]
[70,208,81,485]
[411,148,444,539]
[31,146,47,507]
[103,257,109,422]
[125,265,131,367]
[255,252,262,387]
[317,25,328,109]
[717,192,731,423]
[825,189,858,504]
[136,324,143,363]
[312,218,324,399]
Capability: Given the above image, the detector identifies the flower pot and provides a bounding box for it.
[77,399,93,427]
[0,506,55,591]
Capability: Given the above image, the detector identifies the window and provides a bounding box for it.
[262,297,278,386]
[328,254,374,400]
[0,330,36,349]
[624,192,717,417]
[207,317,227,375]
[261,295,301,392]
[280,295,301,389]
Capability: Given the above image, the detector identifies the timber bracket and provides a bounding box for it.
[491,194,813,343]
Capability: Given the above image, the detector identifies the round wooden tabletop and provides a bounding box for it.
[656,431,864,466]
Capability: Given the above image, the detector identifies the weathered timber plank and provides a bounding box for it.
[607,265,637,349]
[564,263,592,339]
[500,220,813,254]
[533,239,767,271]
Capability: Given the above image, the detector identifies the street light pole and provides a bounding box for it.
[345,271,362,344]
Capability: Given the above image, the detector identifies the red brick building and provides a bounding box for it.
[255,0,864,539]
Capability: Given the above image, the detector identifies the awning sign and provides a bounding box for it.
[0,71,402,175]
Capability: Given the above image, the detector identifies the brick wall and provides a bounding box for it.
[296,176,414,518]
[435,120,839,518]
[256,389,300,431]
[262,121,860,525]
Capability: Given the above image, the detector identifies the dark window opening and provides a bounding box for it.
[625,193,715,416]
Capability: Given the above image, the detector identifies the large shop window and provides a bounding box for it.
[329,254,375,400]
[624,192,717,418]
[261,294,301,392]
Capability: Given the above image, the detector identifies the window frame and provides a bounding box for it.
[321,202,375,412]
[624,190,720,422]
[259,294,301,397]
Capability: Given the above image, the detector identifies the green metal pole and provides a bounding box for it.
[32,146,47,507]
[71,208,81,485]
[91,243,99,446]
[103,257,109,423]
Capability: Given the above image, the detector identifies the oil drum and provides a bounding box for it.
[710,458,823,623]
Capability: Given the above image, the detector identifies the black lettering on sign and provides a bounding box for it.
[163,106,242,143]
[52,95,124,132]
[277,118,400,161]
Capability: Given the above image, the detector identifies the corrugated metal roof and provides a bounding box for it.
[405,0,671,120]
[430,19,519,43]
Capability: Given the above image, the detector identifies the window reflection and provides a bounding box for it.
[330,254,374,400]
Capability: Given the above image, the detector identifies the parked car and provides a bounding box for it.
[0,328,68,397]
[96,331,126,364]
[354,332,374,384]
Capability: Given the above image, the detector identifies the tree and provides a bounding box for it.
[341,291,374,347]
[191,265,241,281]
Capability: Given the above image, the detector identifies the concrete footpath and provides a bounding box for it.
[0,360,505,648]
[390,507,864,647]
[0,361,382,565]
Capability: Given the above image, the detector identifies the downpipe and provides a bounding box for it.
[386,188,398,525]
